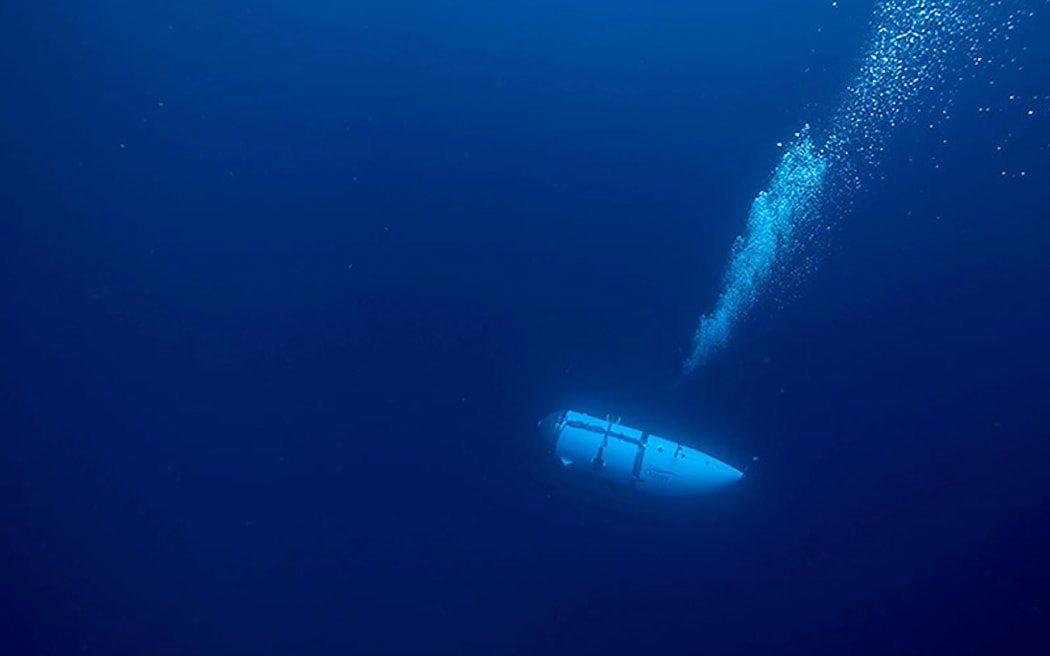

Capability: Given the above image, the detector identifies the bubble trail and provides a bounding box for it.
[682,0,987,375]
[683,127,828,373]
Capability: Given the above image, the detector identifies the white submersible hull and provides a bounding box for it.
[539,410,744,496]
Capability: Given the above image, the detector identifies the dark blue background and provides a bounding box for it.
[2,2,1048,654]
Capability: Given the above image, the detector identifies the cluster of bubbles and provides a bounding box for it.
[683,126,827,372]
[681,0,1015,375]
[832,0,981,169]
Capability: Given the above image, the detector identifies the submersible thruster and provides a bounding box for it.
[539,410,744,495]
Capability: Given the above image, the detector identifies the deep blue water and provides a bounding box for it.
[2,2,1048,655]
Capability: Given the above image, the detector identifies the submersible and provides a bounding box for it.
[539,410,744,496]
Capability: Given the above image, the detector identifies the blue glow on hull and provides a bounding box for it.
[540,410,744,496]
